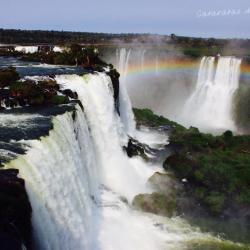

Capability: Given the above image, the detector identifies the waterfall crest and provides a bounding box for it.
[179,56,241,132]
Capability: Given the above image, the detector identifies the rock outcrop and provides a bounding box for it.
[0,169,32,249]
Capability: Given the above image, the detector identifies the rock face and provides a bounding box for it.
[0,169,32,249]
[125,138,147,158]
[106,68,120,113]
[132,172,180,217]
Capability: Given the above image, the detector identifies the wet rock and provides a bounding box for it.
[60,89,78,99]
[148,172,180,197]
[124,137,150,161]
[106,69,120,113]
[0,169,32,249]
[132,192,176,217]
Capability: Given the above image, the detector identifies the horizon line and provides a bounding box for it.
[1,27,250,41]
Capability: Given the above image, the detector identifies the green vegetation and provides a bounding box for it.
[165,127,250,215]
[133,108,250,216]
[133,108,185,131]
[186,239,250,250]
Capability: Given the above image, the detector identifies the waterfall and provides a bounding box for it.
[4,72,229,250]
[117,48,131,76]
[56,73,150,198]
[14,46,39,54]
[155,55,159,75]
[116,48,136,136]
[141,49,146,71]
[179,56,241,132]
[6,109,100,250]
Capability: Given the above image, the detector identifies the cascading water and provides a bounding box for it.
[179,56,242,132]
[155,55,159,75]
[4,72,238,250]
[117,48,131,76]
[7,109,100,250]
[141,50,146,71]
[116,48,136,136]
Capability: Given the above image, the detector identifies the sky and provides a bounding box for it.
[1,0,250,38]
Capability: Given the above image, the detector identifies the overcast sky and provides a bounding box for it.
[1,0,250,38]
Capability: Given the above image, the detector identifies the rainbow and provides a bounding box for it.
[241,64,250,79]
[123,58,250,83]
[125,59,199,78]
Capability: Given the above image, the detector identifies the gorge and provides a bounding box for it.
[0,42,249,250]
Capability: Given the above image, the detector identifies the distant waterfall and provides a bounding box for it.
[15,46,39,54]
[116,48,136,136]
[155,55,159,75]
[180,56,241,132]
[141,49,146,71]
[116,48,131,76]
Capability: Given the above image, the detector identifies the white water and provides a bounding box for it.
[179,56,241,132]
[155,55,159,75]
[141,50,146,71]
[53,46,64,53]
[112,48,195,122]
[116,48,136,136]
[4,73,234,250]
[15,46,39,54]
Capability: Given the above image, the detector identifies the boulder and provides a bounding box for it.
[132,192,176,217]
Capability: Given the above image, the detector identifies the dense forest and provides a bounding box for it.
[0,29,250,60]
[0,29,167,45]
[0,28,249,47]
